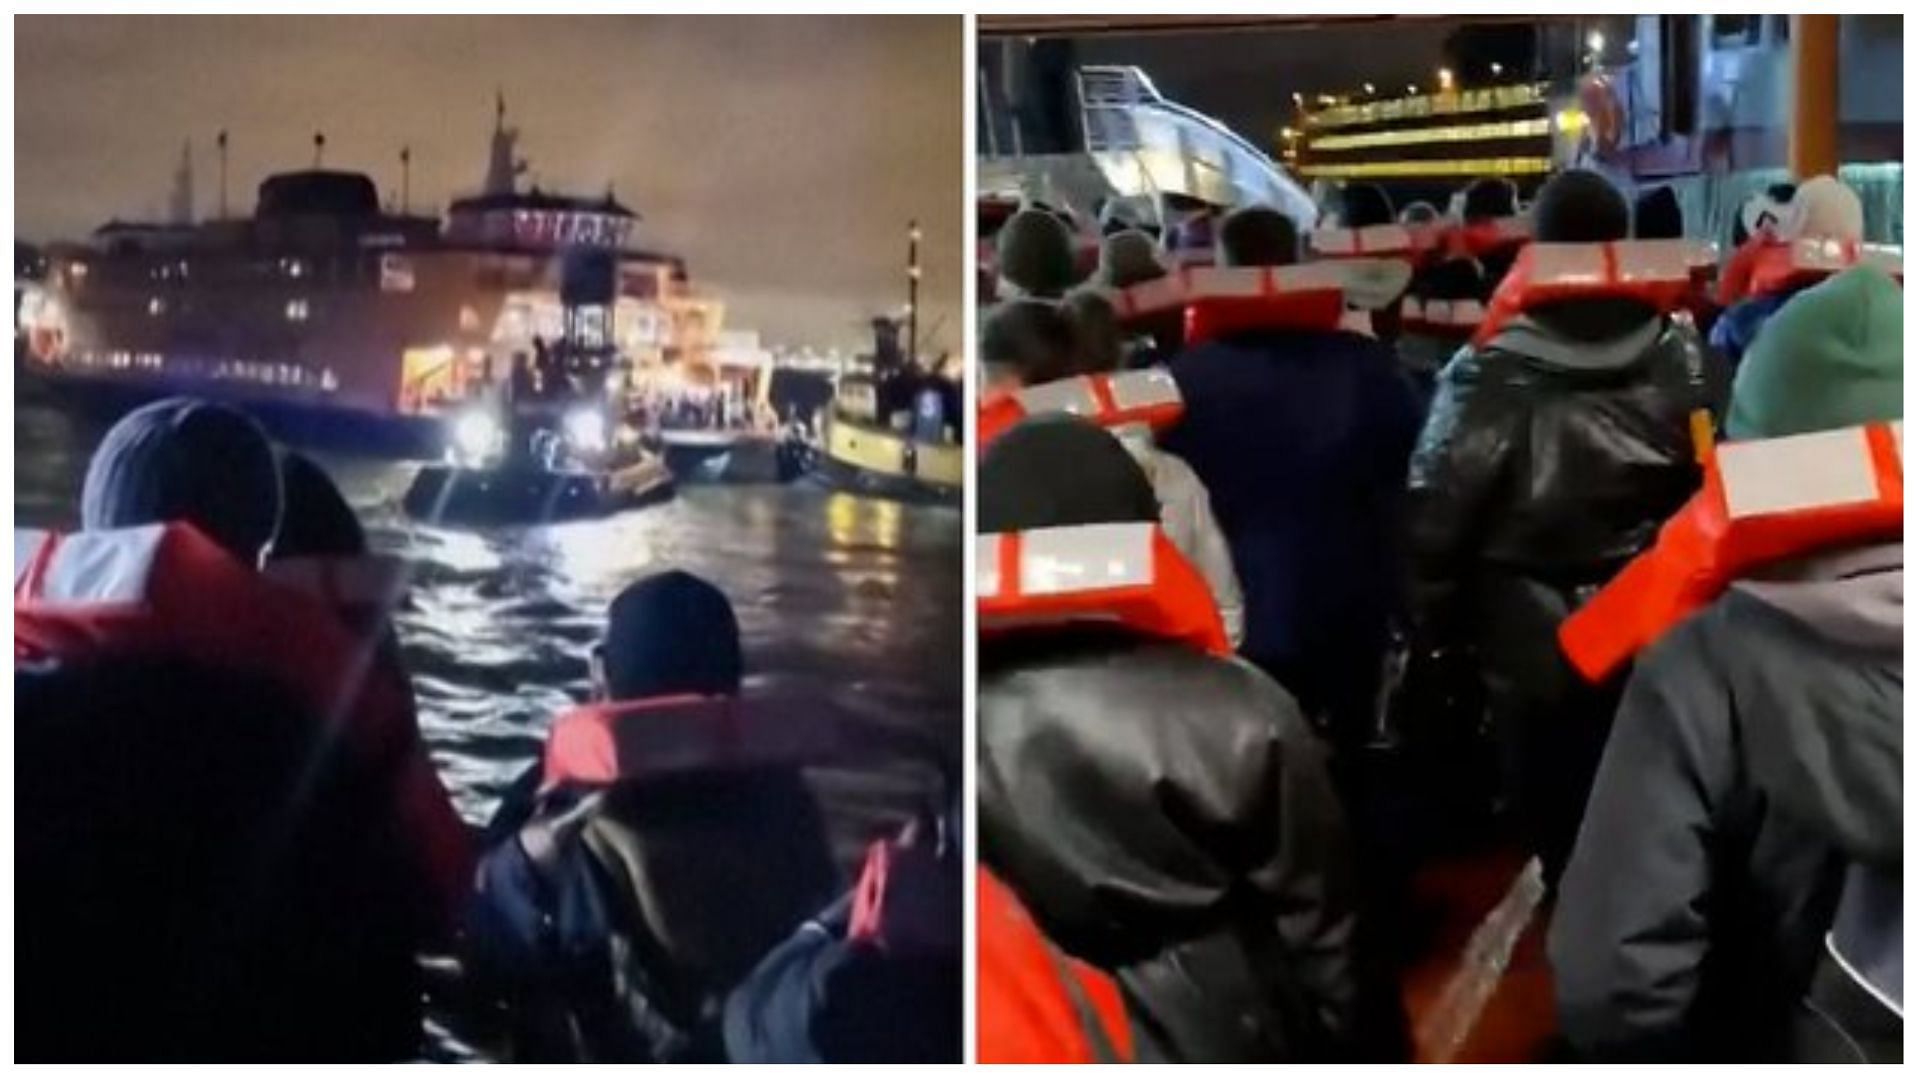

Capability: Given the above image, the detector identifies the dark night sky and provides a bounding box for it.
[15,15,962,353]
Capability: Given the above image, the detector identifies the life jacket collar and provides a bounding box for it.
[978,368,1182,452]
[1749,236,1905,297]
[541,689,835,790]
[1560,421,1904,682]
[977,520,1230,656]
[1474,238,1710,347]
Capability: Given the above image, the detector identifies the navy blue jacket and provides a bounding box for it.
[1162,328,1422,676]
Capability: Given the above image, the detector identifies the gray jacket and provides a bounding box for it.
[1549,542,1902,1061]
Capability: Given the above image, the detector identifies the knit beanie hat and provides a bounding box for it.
[601,570,743,701]
[80,397,284,565]
[1728,265,1903,440]
[1096,229,1168,289]
[979,415,1158,534]
[1532,168,1629,243]
[995,208,1079,298]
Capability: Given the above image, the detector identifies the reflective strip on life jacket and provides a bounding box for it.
[1445,215,1531,260]
[977,869,1135,1064]
[541,690,836,790]
[1749,236,1905,297]
[1178,264,1349,346]
[977,521,1230,655]
[978,368,1182,451]
[1473,239,1709,347]
[1308,223,1417,260]
[1400,296,1488,336]
[1560,422,1903,683]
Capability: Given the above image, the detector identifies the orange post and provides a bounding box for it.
[1789,14,1841,180]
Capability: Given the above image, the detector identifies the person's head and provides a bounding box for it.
[1633,185,1684,239]
[1461,177,1519,222]
[979,415,1158,535]
[80,397,284,567]
[1337,183,1395,229]
[1531,169,1630,243]
[593,570,743,702]
[980,298,1078,388]
[1399,201,1440,228]
[1096,229,1167,290]
[995,208,1079,299]
[274,451,366,559]
[1778,175,1865,243]
[1059,289,1123,374]
[1216,205,1300,268]
[1727,265,1902,440]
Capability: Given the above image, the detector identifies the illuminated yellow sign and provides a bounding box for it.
[1297,156,1555,179]
[1308,117,1551,152]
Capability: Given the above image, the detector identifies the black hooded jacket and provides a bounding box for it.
[979,628,1360,1062]
[1549,546,1903,1061]
[1407,304,1728,645]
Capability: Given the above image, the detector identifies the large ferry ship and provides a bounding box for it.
[17,98,729,457]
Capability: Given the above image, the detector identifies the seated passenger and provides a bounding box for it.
[17,400,456,1059]
[723,799,963,1063]
[977,416,1371,1062]
[995,207,1083,301]
[1712,176,1865,367]
[1632,185,1684,239]
[1713,183,1798,307]
[1323,182,1414,342]
[979,296,1078,394]
[464,571,840,1063]
[1092,228,1183,366]
[1455,176,1527,295]
[1056,288,1245,647]
[1550,266,1903,1062]
[1396,255,1487,409]
[1162,205,1422,752]
[1406,170,1730,879]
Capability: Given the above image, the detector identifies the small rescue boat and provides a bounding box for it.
[403,401,675,528]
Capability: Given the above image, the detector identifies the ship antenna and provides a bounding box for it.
[312,131,326,168]
[216,130,229,220]
[400,144,412,215]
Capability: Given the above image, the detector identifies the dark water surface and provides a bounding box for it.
[15,394,963,1058]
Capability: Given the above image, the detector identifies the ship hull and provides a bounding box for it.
[808,416,961,506]
[18,366,445,460]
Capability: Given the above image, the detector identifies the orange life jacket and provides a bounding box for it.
[977,520,1230,656]
[977,367,1183,453]
[977,868,1135,1064]
[1559,421,1903,683]
[14,521,474,929]
[1443,215,1531,261]
[1747,236,1905,298]
[1473,238,1712,347]
[1175,264,1348,346]
[1398,296,1489,338]
[541,688,835,790]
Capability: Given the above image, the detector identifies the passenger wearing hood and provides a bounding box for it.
[995,207,1083,301]
[1326,182,1414,342]
[1406,169,1730,878]
[464,571,839,1062]
[1162,205,1422,753]
[977,417,1371,1063]
[1549,265,1903,1062]
[1711,176,1866,367]
[18,400,459,1059]
[1092,228,1184,367]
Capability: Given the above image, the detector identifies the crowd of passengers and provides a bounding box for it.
[975,168,1901,1063]
[15,398,961,1062]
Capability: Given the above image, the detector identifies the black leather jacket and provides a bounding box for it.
[978,629,1361,1062]
[1407,307,1728,637]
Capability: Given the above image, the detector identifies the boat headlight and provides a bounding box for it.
[565,408,608,453]
[452,409,502,463]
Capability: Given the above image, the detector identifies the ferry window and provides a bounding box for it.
[146,296,165,316]
[1711,15,1762,49]
[285,298,310,323]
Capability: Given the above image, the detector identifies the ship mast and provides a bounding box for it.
[484,90,524,197]
[168,140,194,226]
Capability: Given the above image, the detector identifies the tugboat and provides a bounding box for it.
[403,247,674,527]
[811,317,962,505]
